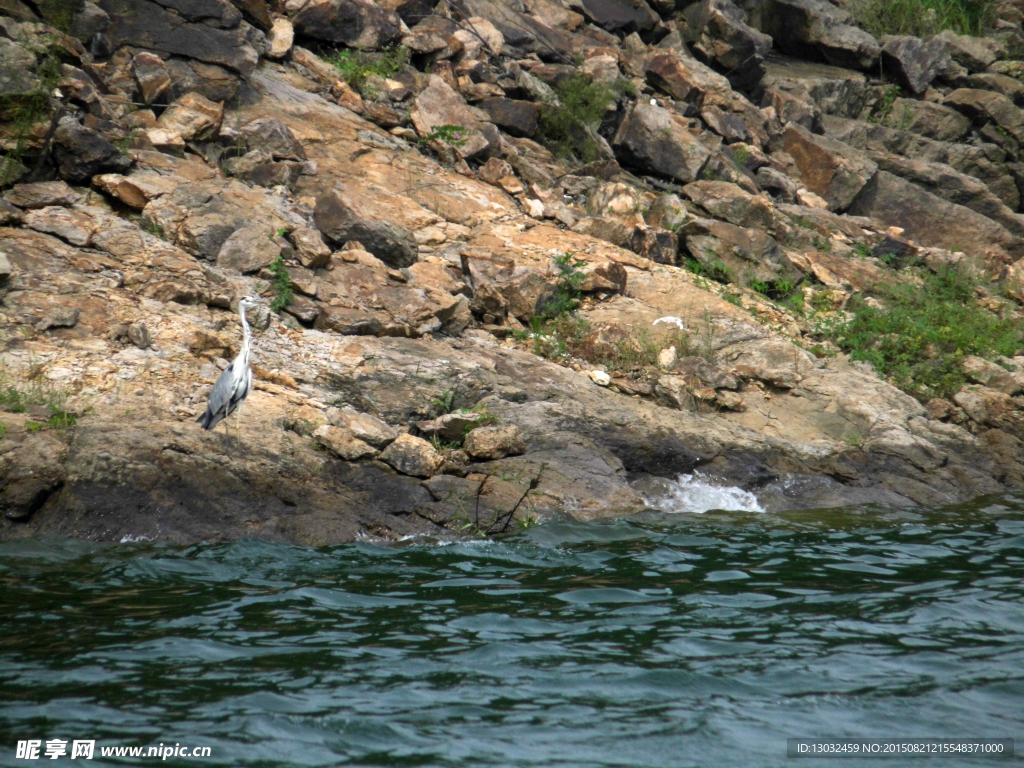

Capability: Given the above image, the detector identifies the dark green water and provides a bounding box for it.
[2,493,1024,767]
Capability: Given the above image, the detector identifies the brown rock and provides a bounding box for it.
[131,52,170,104]
[463,425,526,460]
[782,123,877,212]
[379,433,441,477]
[3,181,80,209]
[313,425,378,460]
[157,92,224,141]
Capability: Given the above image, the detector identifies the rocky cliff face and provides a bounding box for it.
[3,0,1024,544]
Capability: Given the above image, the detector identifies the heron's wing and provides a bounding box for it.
[198,363,239,429]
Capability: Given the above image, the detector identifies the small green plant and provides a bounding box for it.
[326,46,409,95]
[790,215,816,230]
[853,242,873,259]
[538,73,631,162]
[268,254,293,312]
[428,434,462,451]
[867,86,902,125]
[140,219,166,241]
[749,277,770,295]
[813,236,833,253]
[25,421,43,433]
[701,167,720,181]
[732,145,751,166]
[0,423,6,439]
[46,405,76,429]
[422,124,470,149]
[546,252,589,317]
[275,227,289,239]
[723,293,743,307]
[843,427,864,448]
[431,389,457,416]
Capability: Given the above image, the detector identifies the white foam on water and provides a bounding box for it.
[653,473,765,514]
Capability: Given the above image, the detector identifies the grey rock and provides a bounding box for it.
[292,0,403,50]
[0,38,39,97]
[3,181,80,210]
[52,117,131,183]
[612,101,711,183]
[36,307,81,331]
[880,36,949,95]
[315,188,418,269]
[240,118,306,161]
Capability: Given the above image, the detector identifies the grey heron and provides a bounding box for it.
[197,295,267,453]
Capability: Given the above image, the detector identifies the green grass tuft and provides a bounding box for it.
[539,74,631,163]
[854,0,995,37]
[821,265,1024,400]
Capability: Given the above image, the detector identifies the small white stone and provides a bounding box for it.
[657,346,677,369]
[589,370,611,386]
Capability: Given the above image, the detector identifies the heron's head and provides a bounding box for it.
[239,295,268,309]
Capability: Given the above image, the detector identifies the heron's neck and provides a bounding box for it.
[238,305,252,368]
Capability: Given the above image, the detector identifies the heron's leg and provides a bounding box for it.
[223,418,231,457]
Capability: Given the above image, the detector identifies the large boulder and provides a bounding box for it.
[644,51,733,104]
[781,122,877,212]
[240,118,306,160]
[291,0,403,50]
[690,0,774,91]
[759,57,867,120]
[0,38,40,97]
[52,117,131,183]
[886,98,971,142]
[934,29,998,74]
[682,181,775,232]
[611,102,711,183]
[681,217,788,285]
[751,0,880,71]
[847,171,1023,260]
[410,75,492,159]
[314,187,419,268]
[95,0,259,76]
[880,36,949,95]
[944,88,1024,145]
[579,0,659,33]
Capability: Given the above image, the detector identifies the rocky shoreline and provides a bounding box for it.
[3,0,1024,544]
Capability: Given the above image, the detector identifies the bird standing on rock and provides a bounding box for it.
[197,295,267,454]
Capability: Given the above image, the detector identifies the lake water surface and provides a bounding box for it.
[2,483,1023,767]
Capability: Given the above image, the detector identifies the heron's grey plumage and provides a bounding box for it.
[197,296,265,438]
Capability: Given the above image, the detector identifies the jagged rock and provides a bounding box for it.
[612,101,711,183]
[631,226,678,264]
[265,16,293,59]
[751,0,880,71]
[756,166,798,202]
[463,425,526,459]
[880,36,949,95]
[156,92,224,141]
[959,73,1024,109]
[644,51,733,104]
[379,433,441,477]
[682,181,774,231]
[479,98,540,137]
[645,193,691,231]
[692,0,773,90]
[410,75,492,159]
[944,88,1024,144]
[934,29,998,73]
[71,1,111,41]
[821,114,1021,210]
[291,0,403,50]
[963,356,1021,395]
[781,122,877,211]
[682,217,787,284]
[240,118,306,160]
[580,260,628,293]
[216,226,281,273]
[953,386,1024,438]
[36,306,81,332]
[3,182,80,210]
[52,117,131,183]
[164,57,240,102]
[95,0,259,76]
[327,409,400,447]
[571,216,633,247]
[868,152,1024,238]
[847,171,1023,260]
[579,0,658,33]
[886,98,971,143]
[313,425,378,460]
[760,57,867,120]
[314,187,420,268]
[92,172,179,209]
[0,37,39,97]
[289,226,332,269]
[131,51,170,104]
